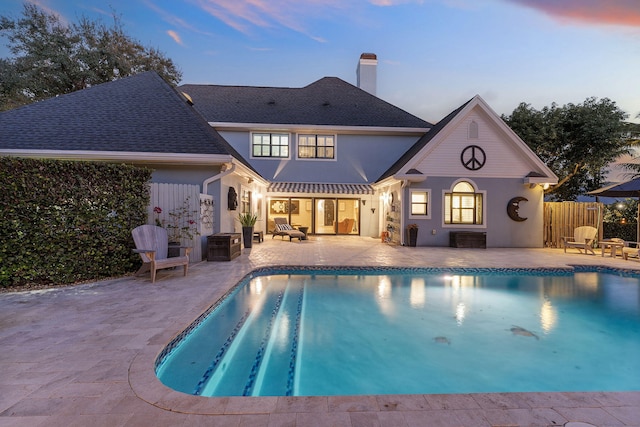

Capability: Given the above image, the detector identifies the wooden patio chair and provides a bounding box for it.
[561,226,597,255]
[131,224,191,283]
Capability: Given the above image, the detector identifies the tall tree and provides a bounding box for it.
[503,97,632,201]
[0,3,181,111]
[617,118,640,178]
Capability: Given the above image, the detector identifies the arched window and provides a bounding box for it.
[468,121,479,139]
[444,180,483,225]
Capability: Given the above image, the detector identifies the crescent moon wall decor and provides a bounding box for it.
[507,196,528,222]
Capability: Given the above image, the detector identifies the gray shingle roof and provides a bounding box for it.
[0,71,233,155]
[179,77,433,129]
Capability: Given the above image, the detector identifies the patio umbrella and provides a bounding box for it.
[588,177,640,242]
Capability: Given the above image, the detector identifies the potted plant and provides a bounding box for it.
[238,212,258,248]
[407,224,419,247]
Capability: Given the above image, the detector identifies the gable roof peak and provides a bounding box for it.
[376,94,558,183]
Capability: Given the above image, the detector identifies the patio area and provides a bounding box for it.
[2,236,640,426]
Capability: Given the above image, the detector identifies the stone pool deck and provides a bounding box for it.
[1,237,640,427]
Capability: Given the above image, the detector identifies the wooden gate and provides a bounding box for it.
[543,201,603,248]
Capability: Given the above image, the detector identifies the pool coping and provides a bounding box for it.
[129,263,640,418]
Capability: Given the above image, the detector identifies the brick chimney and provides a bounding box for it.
[357,53,377,96]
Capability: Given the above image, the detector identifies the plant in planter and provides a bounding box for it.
[238,212,258,248]
[407,223,419,247]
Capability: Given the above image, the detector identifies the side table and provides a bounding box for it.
[599,240,624,258]
[298,226,309,240]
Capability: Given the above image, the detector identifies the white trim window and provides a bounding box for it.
[444,180,485,226]
[409,190,430,219]
[252,133,289,158]
[298,134,335,159]
[240,187,252,214]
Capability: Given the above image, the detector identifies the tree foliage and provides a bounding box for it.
[0,3,182,111]
[503,97,632,201]
[616,118,640,178]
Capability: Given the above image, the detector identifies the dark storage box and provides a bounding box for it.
[449,231,486,248]
[207,233,241,261]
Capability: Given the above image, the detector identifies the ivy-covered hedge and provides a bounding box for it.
[603,222,637,242]
[0,157,152,288]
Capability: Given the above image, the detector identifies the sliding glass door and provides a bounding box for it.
[314,198,360,235]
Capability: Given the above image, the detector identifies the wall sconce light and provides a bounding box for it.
[361,199,366,206]
[371,208,376,214]
[528,182,551,190]
[247,178,254,184]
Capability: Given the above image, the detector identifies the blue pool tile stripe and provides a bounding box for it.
[286,285,305,396]
[155,282,247,372]
[192,310,251,396]
[242,290,285,396]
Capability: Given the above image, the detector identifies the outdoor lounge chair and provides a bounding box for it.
[622,242,640,260]
[272,217,305,241]
[131,224,191,283]
[561,226,597,255]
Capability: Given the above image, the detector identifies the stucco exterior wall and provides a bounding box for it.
[403,177,545,248]
[220,131,420,183]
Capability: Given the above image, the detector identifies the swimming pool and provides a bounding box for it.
[156,267,640,397]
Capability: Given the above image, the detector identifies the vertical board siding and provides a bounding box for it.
[148,183,204,262]
[543,202,603,248]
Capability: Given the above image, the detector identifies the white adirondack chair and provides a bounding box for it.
[131,225,191,283]
[622,242,640,260]
[561,226,597,255]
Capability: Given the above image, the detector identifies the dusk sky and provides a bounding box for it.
[1,0,639,124]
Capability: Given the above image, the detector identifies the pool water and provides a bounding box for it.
[156,268,640,397]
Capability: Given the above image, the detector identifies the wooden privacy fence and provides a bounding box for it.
[543,201,603,248]
[148,183,215,262]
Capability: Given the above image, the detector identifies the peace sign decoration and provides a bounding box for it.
[460,145,486,171]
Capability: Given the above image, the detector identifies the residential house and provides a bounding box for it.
[0,53,557,253]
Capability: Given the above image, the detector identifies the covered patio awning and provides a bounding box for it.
[267,182,375,195]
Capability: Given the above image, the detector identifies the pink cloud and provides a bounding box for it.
[188,0,346,40]
[167,30,183,45]
[508,0,640,27]
[27,0,68,25]
[143,0,216,38]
